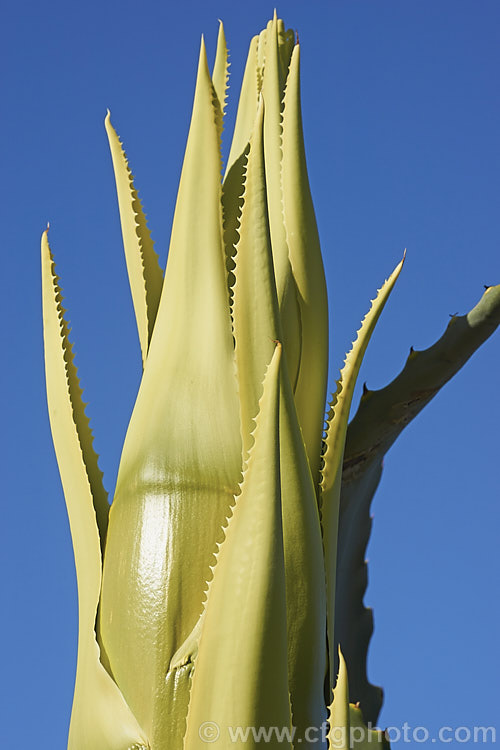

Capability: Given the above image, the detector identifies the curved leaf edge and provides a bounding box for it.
[104,113,163,366]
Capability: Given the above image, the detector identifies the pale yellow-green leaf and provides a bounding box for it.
[41,230,149,750]
[104,113,163,366]
[225,17,295,300]
[230,102,326,741]
[218,20,249,313]
[232,96,281,458]
[321,256,405,689]
[279,356,327,744]
[260,14,291,296]
[184,344,292,750]
[212,21,229,126]
[223,17,301,396]
[275,12,296,86]
[99,38,241,749]
[225,34,259,178]
[328,650,389,750]
[281,43,329,485]
[258,16,302,392]
[224,12,293,179]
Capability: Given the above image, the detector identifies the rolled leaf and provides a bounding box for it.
[260,15,301,386]
[281,42,329,484]
[231,99,326,742]
[232,97,280,457]
[225,16,302,388]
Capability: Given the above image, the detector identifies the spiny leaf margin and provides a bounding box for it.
[105,113,163,366]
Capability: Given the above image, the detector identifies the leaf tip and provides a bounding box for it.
[41,224,50,253]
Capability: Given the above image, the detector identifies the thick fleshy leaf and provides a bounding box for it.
[105,113,163,366]
[212,20,229,138]
[231,103,326,741]
[279,361,327,744]
[328,650,389,750]
[281,43,329,485]
[99,39,241,749]
[224,33,258,178]
[336,281,500,723]
[222,31,260,315]
[260,12,292,296]
[232,97,280,457]
[225,17,301,388]
[260,16,301,386]
[184,345,292,750]
[321,257,404,691]
[41,230,149,750]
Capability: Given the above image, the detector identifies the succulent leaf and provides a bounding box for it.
[105,114,163,366]
[232,97,281,457]
[343,283,500,484]
[279,357,327,743]
[260,16,301,387]
[184,344,292,750]
[212,21,229,127]
[281,43,329,485]
[321,256,404,692]
[230,98,327,741]
[42,15,500,750]
[41,230,149,750]
[224,34,259,178]
[336,282,500,723]
[99,38,241,748]
[328,650,389,750]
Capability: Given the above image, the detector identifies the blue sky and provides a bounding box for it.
[2,0,499,747]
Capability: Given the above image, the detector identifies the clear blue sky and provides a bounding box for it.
[2,0,499,747]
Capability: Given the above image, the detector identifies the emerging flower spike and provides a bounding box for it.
[42,15,500,750]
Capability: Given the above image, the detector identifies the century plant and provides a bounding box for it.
[42,14,500,750]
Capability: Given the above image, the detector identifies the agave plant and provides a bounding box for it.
[42,14,500,750]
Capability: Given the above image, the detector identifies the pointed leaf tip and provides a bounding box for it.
[184,340,291,747]
[105,113,163,364]
[321,257,404,694]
